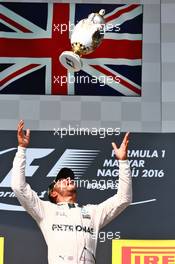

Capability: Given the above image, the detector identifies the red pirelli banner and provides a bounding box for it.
[112,240,175,264]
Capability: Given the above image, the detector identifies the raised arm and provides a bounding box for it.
[11,120,44,222]
[95,133,132,229]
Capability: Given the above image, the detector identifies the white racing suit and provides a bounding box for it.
[11,147,132,264]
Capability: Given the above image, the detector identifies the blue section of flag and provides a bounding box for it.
[74,4,125,23]
[1,3,48,30]
[0,67,46,95]
[120,14,143,34]
[109,65,142,86]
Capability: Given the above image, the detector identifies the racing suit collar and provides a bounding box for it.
[56,202,79,208]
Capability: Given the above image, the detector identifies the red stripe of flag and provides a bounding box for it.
[0,39,142,60]
[85,39,142,60]
[52,3,70,95]
[105,4,140,23]
[0,38,60,57]
[0,14,32,33]
[92,65,141,95]
[0,64,40,87]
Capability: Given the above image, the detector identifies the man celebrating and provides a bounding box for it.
[11,120,132,264]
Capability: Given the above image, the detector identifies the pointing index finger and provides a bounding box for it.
[123,132,130,144]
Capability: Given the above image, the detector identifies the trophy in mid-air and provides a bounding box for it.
[59,9,106,72]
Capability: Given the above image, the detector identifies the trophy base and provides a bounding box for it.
[59,51,83,72]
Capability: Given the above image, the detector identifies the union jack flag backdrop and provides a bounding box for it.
[0,3,143,96]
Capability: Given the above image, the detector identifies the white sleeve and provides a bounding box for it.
[11,146,44,222]
[95,160,132,229]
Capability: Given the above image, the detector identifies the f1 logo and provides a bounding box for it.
[65,57,74,68]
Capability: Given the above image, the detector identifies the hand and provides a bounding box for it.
[112,132,129,160]
[17,120,30,148]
